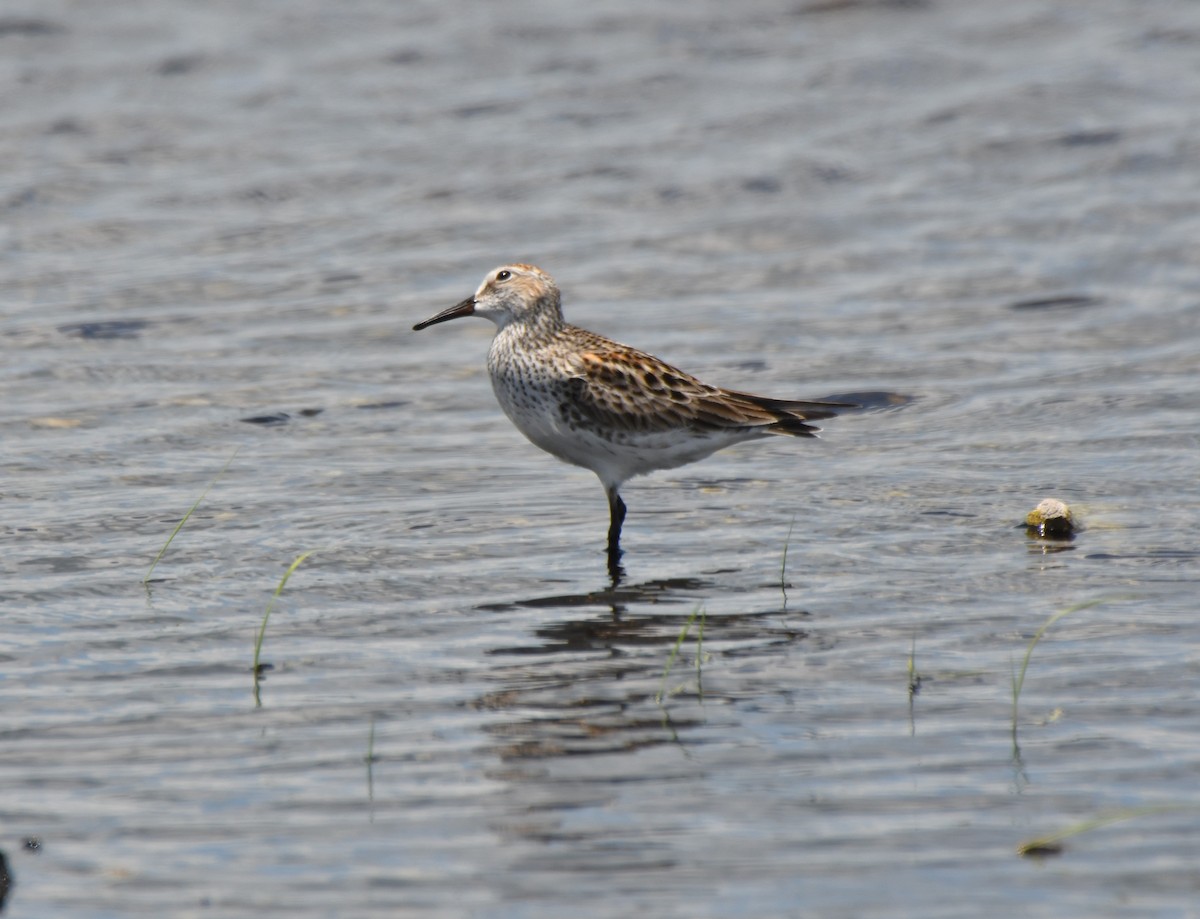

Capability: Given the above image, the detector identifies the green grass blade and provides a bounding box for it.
[365,716,377,815]
[1011,595,1137,738]
[656,606,703,705]
[365,716,377,762]
[143,447,239,583]
[780,515,796,592]
[252,550,316,704]
[907,634,919,695]
[1017,804,1184,857]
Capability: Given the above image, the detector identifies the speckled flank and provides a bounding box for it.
[414,263,855,570]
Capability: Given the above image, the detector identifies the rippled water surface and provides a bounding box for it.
[3,1,1199,916]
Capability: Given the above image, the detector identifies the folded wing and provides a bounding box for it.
[564,338,853,439]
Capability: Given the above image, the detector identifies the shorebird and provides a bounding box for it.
[413,264,854,576]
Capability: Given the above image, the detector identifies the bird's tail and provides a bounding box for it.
[724,391,859,438]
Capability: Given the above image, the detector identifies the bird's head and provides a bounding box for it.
[413,264,561,332]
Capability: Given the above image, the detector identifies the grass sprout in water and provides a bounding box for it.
[143,448,239,583]
[907,635,921,736]
[365,716,378,816]
[656,606,706,705]
[907,634,921,696]
[253,550,316,706]
[1010,596,1136,743]
[780,515,796,602]
[1017,805,1185,858]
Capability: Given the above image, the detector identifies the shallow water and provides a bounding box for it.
[3,0,1199,916]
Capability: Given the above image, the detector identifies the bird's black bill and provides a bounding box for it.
[413,297,476,331]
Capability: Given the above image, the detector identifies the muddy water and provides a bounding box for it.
[3,1,1199,916]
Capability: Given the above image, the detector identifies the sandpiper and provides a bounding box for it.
[414,264,854,575]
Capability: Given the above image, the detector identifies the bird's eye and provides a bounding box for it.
[496,269,511,282]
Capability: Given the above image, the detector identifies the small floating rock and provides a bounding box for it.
[1025,498,1075,539]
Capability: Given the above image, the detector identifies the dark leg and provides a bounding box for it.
[606,486,626,575]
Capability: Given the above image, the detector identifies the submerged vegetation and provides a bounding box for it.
[253,550,317,706]
[140,451,318,707]
[656,606,707,706]
[143,448,239,583]
[780,514,796,600]
[1018,805,1182,858]
[141,460,1174,870]
[1010,596,1133,743]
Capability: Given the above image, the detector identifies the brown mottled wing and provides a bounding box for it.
[563,334,851,437]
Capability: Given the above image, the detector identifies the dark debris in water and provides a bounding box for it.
[1008,294,1103,311]
[58,319,151,339]
[240,408,324,426]
[1017,840,1065,858]
[241,413,291,426]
